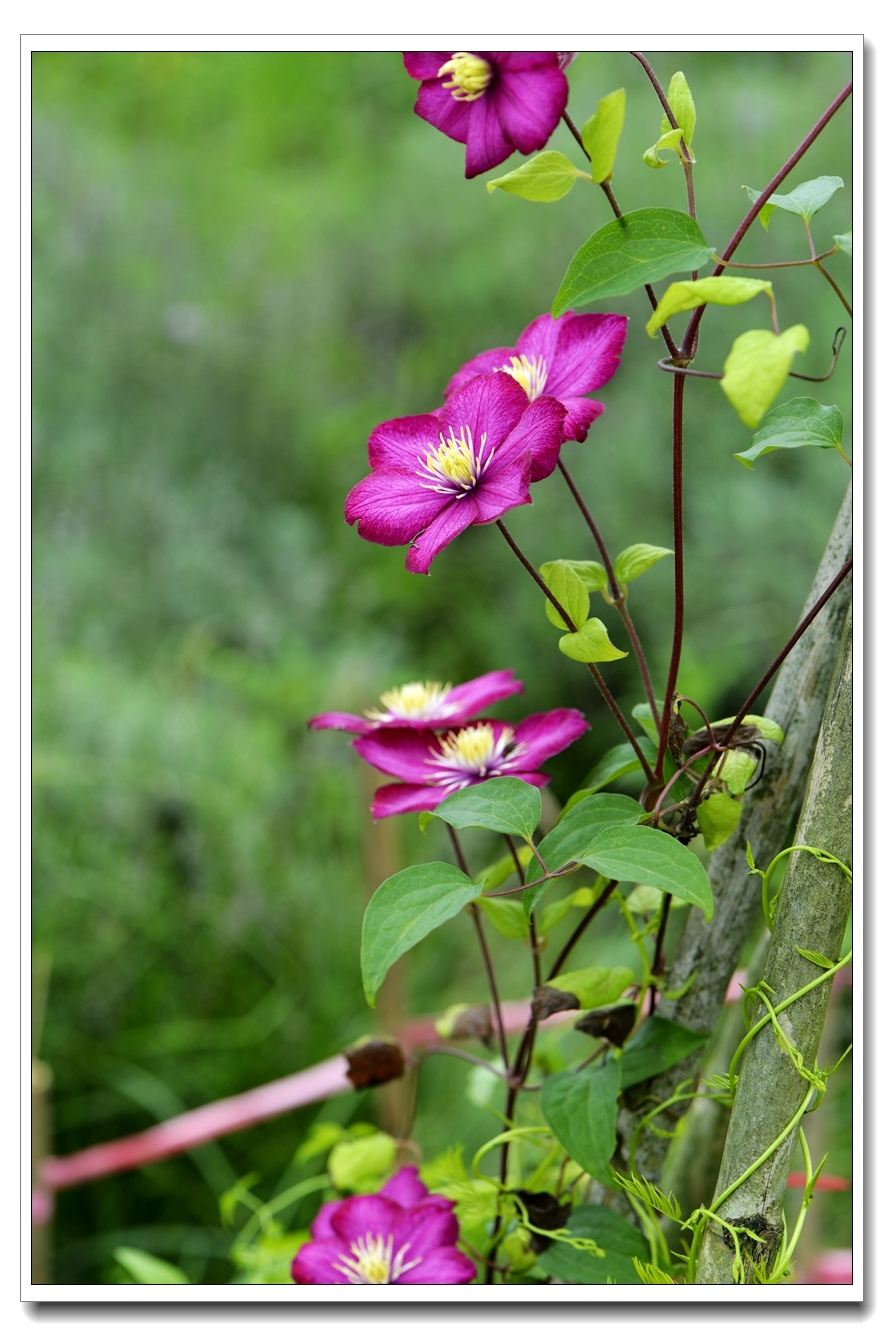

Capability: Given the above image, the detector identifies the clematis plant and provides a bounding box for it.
[292,1166,475,1285]
[353,707,587,818]
[344,372,566,573]
[404,52,569,178]
[285,52,853,1289]
[308,669,522,735]
[445,310,629,442]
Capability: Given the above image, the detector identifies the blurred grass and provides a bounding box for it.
[32,50,852,1281]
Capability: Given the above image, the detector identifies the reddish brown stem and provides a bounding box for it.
[655,373,687,778]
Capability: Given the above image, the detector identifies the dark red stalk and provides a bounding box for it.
[655,373,686,778]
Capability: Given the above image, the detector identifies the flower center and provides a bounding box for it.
[428,723,523,783]
[497,353,549,400]
[365,680,455,723]
[418,425,492,496]
[333,1233,422,1285]
[438,52,493,102]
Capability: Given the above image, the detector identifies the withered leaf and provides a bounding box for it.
[531,985,581,1023]
[574,1002,637,1048]
[343,1038,405,1089]
[514,1190,572,1253]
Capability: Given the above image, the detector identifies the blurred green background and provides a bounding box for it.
[32,49,852,1282]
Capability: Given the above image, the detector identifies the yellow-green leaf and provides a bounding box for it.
[487,151,583,202]
[666,71,696,149]
[643,126,684,169]
[720,326,810,428]
[582,88,626,183]
[645,276,772,338]
[719,750,758,797]
[547,965,634,1009]
[539,559,590,630]
[328,1132,397,1192]
[696,793,742,851]
[613,543,673,584]
[558,619,627,663]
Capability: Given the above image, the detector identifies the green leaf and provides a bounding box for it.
[634,1259,677,1283]
[540,1055,621,1184]
[487,151,583,202]
[632,701,663,746]
[113,1247,189,1284]
[537,1204,649,1284]
[564,559,609,592]
[525,794,644,901]
[538,894,578,935]
[744,175,843,227]
[328,1132,397,1192]
[583,825,714,921]
[619,1016,709,1088]
[539,559,590,630]
[711,713,783,744]
[475,844,532,892]
[643,126,685,169]
[835,227,852,257]
[718,750,758,797]
[734,397,843,468]
[625,884,687,914]
[478,894,530,939]
[721,325,810,428]
[696,792,742,851]
[361,863,482,1006]
[294,1121,348,1164]
[548,965,634,1009]
[667,71,696,148]
[553,208,715,314]
[613,543,674,585]
[565,739,656,810]
[645,276,772,338]
[558,619,627,663]
[582,88,626,183]
[796,947,837,970]
[433,776,541,840]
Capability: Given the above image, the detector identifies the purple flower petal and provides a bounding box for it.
[292,1238,356,1284]
[514,311,562,370]
[443,346,514,399]
[332,1193,402,1243]
[542,313,629,399]
[310,1199,345,1240]
[403,52,453,80]
[491,51,563,73]
[487,65,568,155]
[559,396,606,442]
[472,456,532,523]
[308,712,372,735]
[414,79,473,146]
[445,668,523,716]
[493,394,567,482]
[438,373,529,454]
[367,414,443,471]
[399,1246,477,1284]
[395,1203,460,1254]
[379,1165,429,1208]
[354,729,439,783]
[405,495,479,574]
[345,470,445,546]
[370,782,454,819]
[464,88,513,177]
[511,708,589,770]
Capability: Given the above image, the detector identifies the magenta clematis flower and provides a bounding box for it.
[353,708,588,818]
[403,52,569,179]
[292,1165,475,1285]
[345,372,566,574]
[308,669,523,736]
[445,310,629,443]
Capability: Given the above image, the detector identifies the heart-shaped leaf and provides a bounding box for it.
[558,619,627,663]
[721,325,810,428]
[540,1055,621,1184]
[487,151,583,202]
[735,397,843,469]
[744,175,843,227]
[646,276,772,338]
[432,776,541,841]
[582,825,714,921]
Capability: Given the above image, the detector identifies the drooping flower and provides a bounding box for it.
[308,669,523,736]
[403,52,569,179]
[292,1165,475,1285]
[345,372,566,574]
[353,708,588,818]
[445,311,629,442]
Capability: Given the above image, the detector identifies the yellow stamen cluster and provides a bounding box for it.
[333,1233,420,1285]
[434,723,516,776]
[419,425,489,494]
[438,52,493,102]
[365,680,453,722]
[497,353,549,401]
